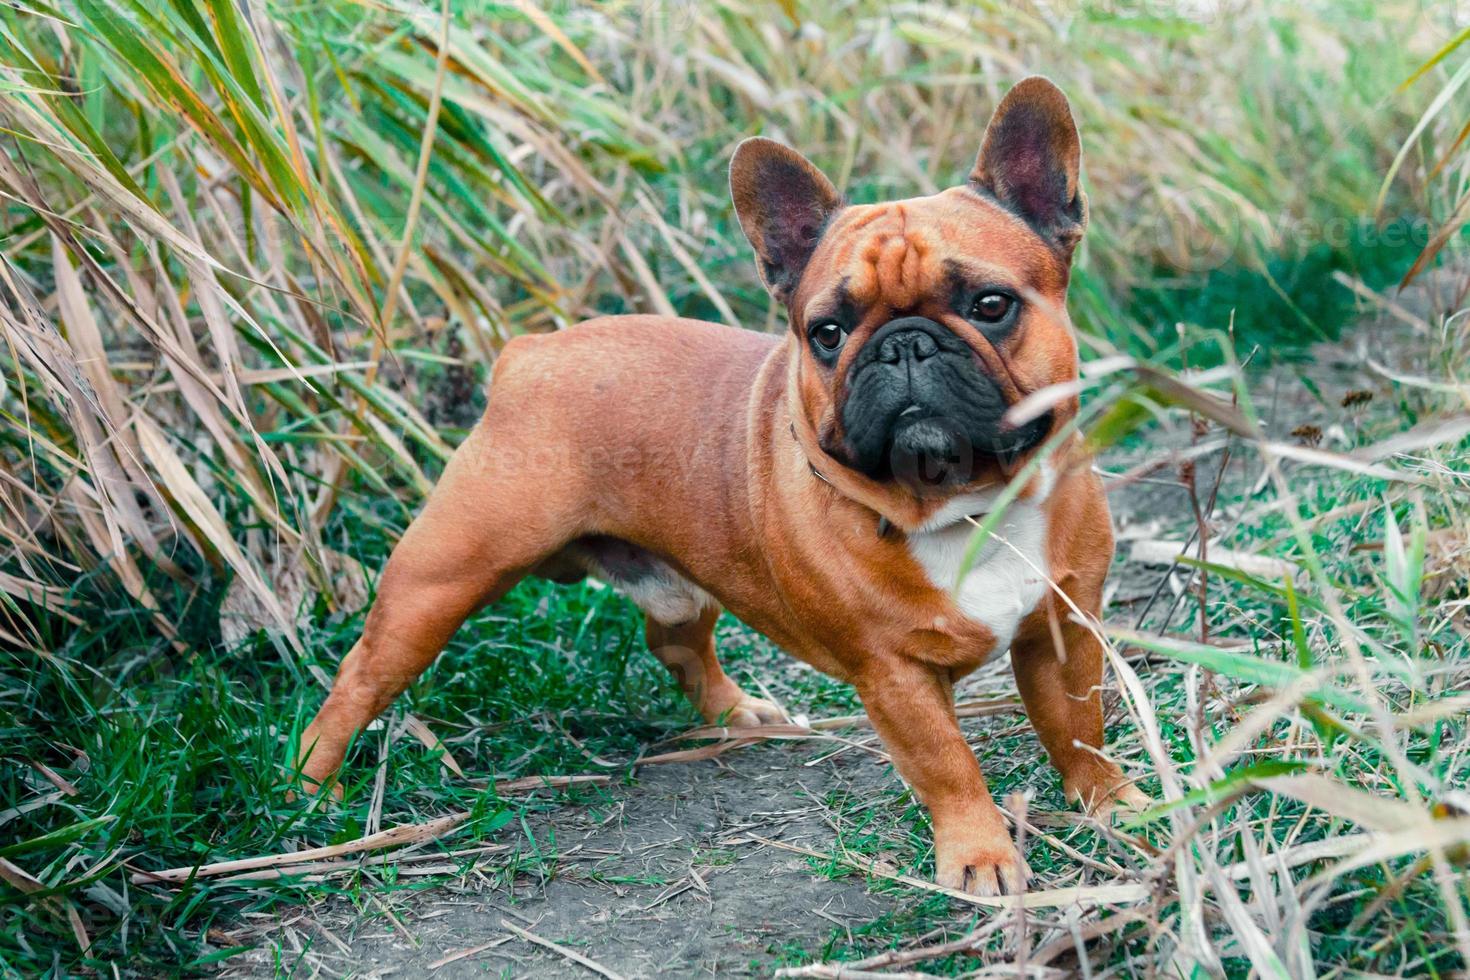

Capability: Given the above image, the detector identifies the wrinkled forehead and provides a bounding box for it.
[795,187,1068,318]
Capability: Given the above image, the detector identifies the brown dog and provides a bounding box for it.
[297,76,1145,896]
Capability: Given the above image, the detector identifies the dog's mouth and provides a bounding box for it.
[864,406,1051,486]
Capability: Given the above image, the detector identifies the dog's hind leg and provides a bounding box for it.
[294,426,562,796]
[644,605,785,728]
[565,536,785,728]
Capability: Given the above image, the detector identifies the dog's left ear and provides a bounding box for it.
[969,76,1087,257]
[730,138,843,303]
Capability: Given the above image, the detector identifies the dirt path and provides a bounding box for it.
[289,751,900,977]
[227,291,1427,978]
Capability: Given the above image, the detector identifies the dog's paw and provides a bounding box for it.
[720,694,787,728]
[935,836,1031,897]
[1066,774,1150,820]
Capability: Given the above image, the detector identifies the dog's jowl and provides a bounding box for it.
[297,76,1146,897]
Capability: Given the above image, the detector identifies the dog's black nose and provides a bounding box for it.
[877,328,939,364]
[872,316,948,365]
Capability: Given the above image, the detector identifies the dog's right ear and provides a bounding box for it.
[730,138,842,304]
[969,76,1087,258]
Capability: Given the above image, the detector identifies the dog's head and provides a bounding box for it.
[731,77,1086,498]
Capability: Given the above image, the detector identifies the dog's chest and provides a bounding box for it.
[905,498,1050,654]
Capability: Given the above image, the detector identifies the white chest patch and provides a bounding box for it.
[906,494,1051,654]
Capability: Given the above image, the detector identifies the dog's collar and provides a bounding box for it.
[794,424,897,539]
[805,460,895,538]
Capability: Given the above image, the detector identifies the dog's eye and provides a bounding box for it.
[809,321,847,353]
[970,292,1014,323]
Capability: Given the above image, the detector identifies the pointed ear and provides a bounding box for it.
[730,138,842,302]
[969,76,1087,257]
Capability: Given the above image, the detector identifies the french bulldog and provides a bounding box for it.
[297,76,1145,895]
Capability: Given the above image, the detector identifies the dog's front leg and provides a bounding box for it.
[1010,592,1149,816]
[855,657,1029,896]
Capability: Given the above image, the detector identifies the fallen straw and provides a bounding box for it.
[501,919,627,980]
[130,774,610,886]
[130,811,475,885]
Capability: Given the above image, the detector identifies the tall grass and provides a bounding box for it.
[2,0,1469,975]
[0,0,1450,650]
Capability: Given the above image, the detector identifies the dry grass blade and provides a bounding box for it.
[744,835,1148,911]
[0,857,89,952]
[135,416,297,643]
[773,926,988,978]
[500,918,628,980]
[428,936,513,970]
[129,811,477,885]
[1352,414,1470,461]
[633,737,764,766]
[1253,774,1423,833]
[1308,817,1470,883]
[131,768,620,886]
[637,718,896,765]
[402,713,467,778]
[464,774,612,793]
[215,844,511,884]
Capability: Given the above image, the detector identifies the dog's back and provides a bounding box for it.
[482,315,778,523]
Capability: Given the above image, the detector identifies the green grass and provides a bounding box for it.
[1124,215,1449,358]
